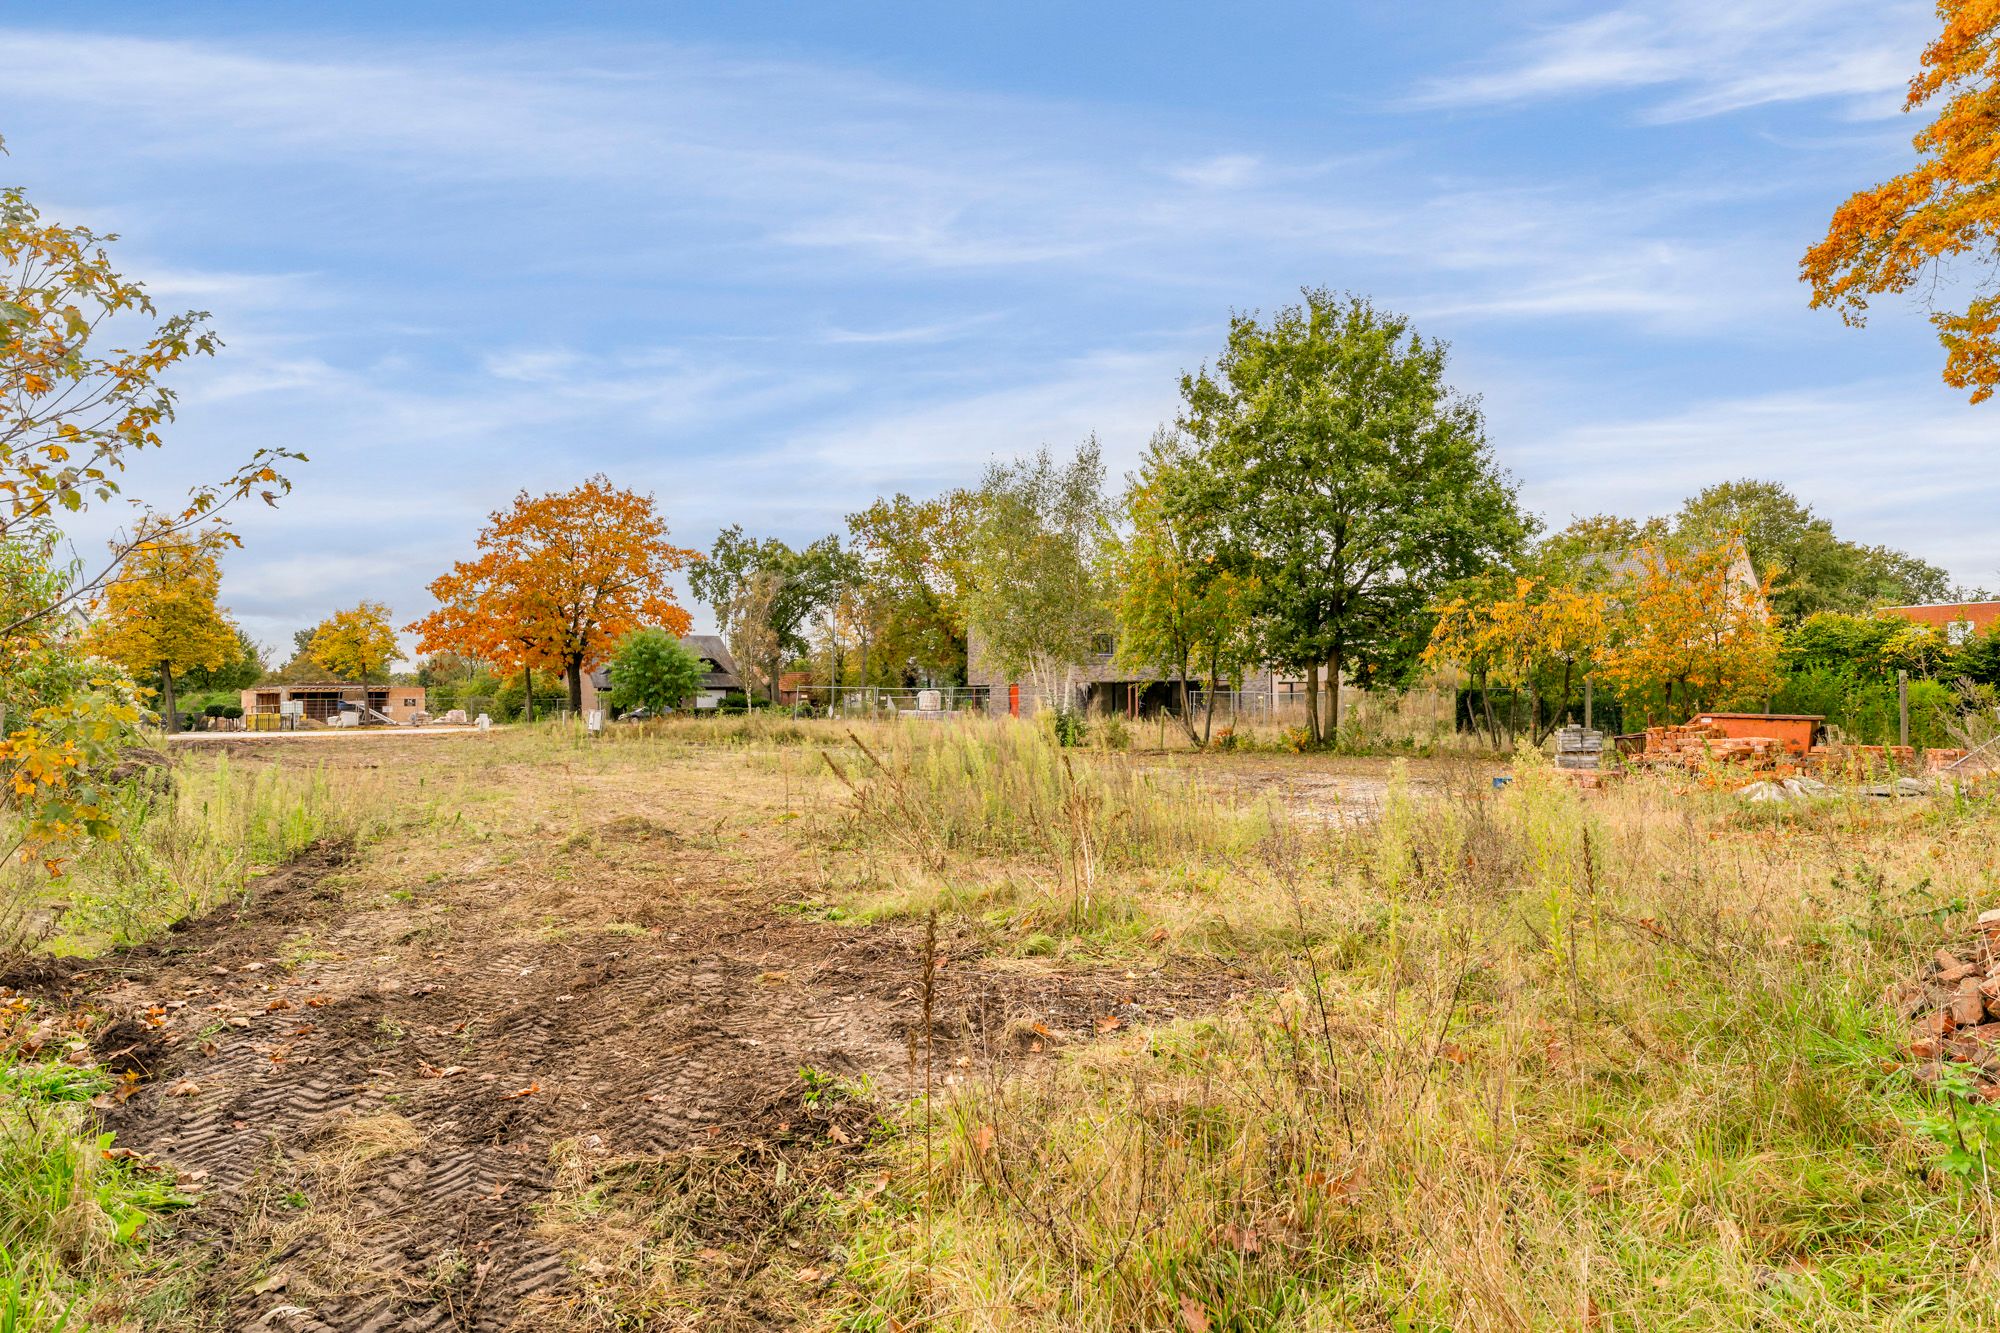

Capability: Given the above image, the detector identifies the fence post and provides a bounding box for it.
[1897,669,1909,749]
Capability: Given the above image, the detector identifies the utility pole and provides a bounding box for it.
[1584,678,1593,732]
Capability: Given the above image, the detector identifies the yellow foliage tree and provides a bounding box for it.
[1597,542,1779,723]
[1803,0,2000,401]
[1426,575,1607,744]
[307,601,398,684]
[85,523,237,732]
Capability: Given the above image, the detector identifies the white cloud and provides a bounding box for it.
[1514,382,2000,586]
[1168,154,1263,190]
[1412,0,1929,123]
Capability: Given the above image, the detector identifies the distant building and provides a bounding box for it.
[1577,536,1766,614]
[1880,600,2000,645]
[580,634,743,713]
[242,683,426,725]
[965,626,1295,718]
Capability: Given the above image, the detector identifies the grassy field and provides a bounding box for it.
[1,717,1997,1329]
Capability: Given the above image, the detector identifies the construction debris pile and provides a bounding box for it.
[1894,915,2000,1099]
[1632,723,1786,770]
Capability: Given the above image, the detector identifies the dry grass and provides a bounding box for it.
[825,746,2000,1330]
[10,717,1998,1329]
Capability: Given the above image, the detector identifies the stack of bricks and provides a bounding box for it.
[1636,723,1781,770]
[1925,748,1968,773]
[1892,911,2000,1098]
[1812,744,1916,780]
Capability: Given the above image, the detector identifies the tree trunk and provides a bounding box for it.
[1201,645,1219,746]
[1303,662,1321,746]
[1175,650,1200,746]
[566,658,584,715]
[160,663,179,734]
[524,665,534,723]
[1326,644,1344,748]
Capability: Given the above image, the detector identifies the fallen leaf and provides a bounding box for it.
[502,1082,541,1099]
[166,1080,201,1097]
[1180,1295,1211,1332]
[1096,1015,1125,1034]
[796,1267,824,1283]
[265,998,293,1012]
[420,1064,469,1079]
[973,1123,996,1154]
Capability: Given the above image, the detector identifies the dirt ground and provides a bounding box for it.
[10,733,1262,1330]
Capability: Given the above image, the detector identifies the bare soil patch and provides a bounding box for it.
[10,752,1256,1330]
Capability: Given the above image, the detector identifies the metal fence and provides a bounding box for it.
[788,685,991,717]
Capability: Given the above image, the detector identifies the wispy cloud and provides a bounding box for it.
[1514,382,2000,584]
[1411,0,1928,123]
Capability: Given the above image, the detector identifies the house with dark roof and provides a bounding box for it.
[579,634,743,713]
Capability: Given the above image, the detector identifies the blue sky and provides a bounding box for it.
[2,1,1993,655]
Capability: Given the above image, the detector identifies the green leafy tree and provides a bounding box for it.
[846,490,975,684]
[1675,479,1952,622]
[1104,429,1255,746]
[961,439,1111,717]
[689,527,852,701]
[606,629,703,714]
[180,624,264,694]
[1179,289,1528,745]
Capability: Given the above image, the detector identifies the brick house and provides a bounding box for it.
[1880,600,2000,645]
[242,683,426,725]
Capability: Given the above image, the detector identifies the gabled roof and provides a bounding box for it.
[587,634,742,692]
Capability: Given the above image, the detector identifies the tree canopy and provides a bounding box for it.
[1104,429,1256,745]
[86,523,237,732]
[1803,0,2000,401]
[308,601,398,684]
[846,490,974,684]
[606,629,704,714]
[1179,289,1528,744]
[689,526,851,701]
[960,438,1111,714]
[1674,479,1952,621]
[409,476,697,712]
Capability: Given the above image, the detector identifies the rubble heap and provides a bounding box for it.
[1891,912,2000,1098]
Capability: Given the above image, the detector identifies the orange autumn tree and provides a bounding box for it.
[408,477,698,714]
[1803,0,2000,401]
[1598,541,1779,723]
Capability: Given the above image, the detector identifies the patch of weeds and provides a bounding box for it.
[0,1046,193,1326]
[1907,1061,2000,1181]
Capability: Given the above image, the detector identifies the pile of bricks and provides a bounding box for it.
[1892,912,2000,1097]
[1634,723,1782,770]
[1812,744,1916,780]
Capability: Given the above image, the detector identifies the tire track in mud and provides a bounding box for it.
[18,841,1255,1330]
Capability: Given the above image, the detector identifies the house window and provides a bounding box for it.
[1091,633,1115,656]
[403,698,418,707]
